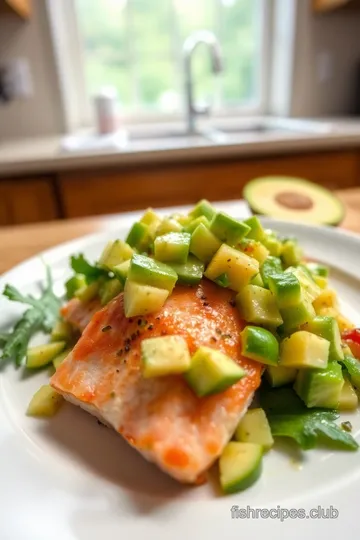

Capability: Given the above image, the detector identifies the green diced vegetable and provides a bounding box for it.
[240,326,279,365]
[268,273,301,308]
[243,216,265,241]
[184,216,210,234]
[140,208,162,235]
[260,256,283,288]
[281,239,303,267]
[26,341,66,369]
[112,259,131,285]
[170,256,204,285]
[265,365,297,387]
[189,223,221,263]
[205,244,259,292]
[210,212,250,246]
[235,408,274,450]
[304,316,344,362]
[156,218,183,236]
[53,348,72,369]
[280,330,329,369]
[338,374,358,410]
[98,240,134,270]
[250,273,264,287]
[99,278,123,305]
[236,285,283,327]
[262,231,283,256]
[238,239,269,265]
[128,254,178,292]
[280,293,316,332]
[27,385,63,417]
[123,280,169,317]
[285,266,321,303]
[185,346,246,397]
[141,335,191,377]
[126,222,152,251]
[75,280,100,303]
[51,320,73,343]
[154,232,191,264]
[219,442,263,493]
[294,361,344,408]
[305,262,329,278]
[313,275,328,289]
[65,274,87,299]
[188,199,216,221]
[340,354,360,388]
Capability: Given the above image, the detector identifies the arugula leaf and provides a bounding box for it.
[70,254,106,283]
[0,266,61,366]
[261,387,358,451]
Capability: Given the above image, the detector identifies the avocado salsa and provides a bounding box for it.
[1,199,359,495]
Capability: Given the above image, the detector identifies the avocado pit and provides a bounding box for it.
[274,191,314,211]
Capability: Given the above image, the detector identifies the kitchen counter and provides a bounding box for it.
[0,189,358,275]
[1,117,360,177]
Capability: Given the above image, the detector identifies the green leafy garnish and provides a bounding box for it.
[261,387,358,451]
[70,254,106,283]
[0,266,61,367]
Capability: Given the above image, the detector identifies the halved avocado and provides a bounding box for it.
[243,176,344,226]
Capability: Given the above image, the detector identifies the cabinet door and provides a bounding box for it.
[0,178,59,225]
[59,150,359,218]
[0,0,31,17]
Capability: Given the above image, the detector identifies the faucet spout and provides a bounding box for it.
[183,30,223,135]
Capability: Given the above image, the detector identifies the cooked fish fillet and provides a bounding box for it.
[51,280,262,484]
[60,296,101,332]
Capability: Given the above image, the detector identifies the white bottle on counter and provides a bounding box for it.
[94,87,118,135]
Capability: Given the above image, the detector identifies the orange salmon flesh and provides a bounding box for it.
[51,280,262,484]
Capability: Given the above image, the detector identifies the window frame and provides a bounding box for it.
[46,0,275,132]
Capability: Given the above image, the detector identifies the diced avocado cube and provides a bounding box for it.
[265,365,297,387]
[304,316,344,362]
[281,239,303,267]
[205,244,259,292]
[98,240,134,270]
[75,280,100,303]
[260,256,283,288]
[268,273,301,308]
[243,216,265,241]
[128,254,178,292]
[210,212,250,246]
[123,280,169,317]
[341,354,360,388]
[184,215,210,234]
[313,275,328,289]
[126,222,152,251]
[234,408,274,450]
[170,256,204,285]
[238,239,269,265]
[338,374,358,410]
[156,218,183,236]
[294,361,344,408]
[250,273,264,287]
[313,288,339,313]
[154,232,191,264]
[280,330,330,369]
[305,262,329,278]
[185,346,246,397]
[236,285,283,327]
[51,320,73,343]
[26,385,63,417]
[140,208,162,235]
[26,341,66,369]
[219,442,263,494]
[190,223,221,264]
[188,199,216,221]
[280,293,316,332]
[65,274,87,299]
[262,231,283,257]
[53,348,72,370]
[99,278,123,305]
[141,335,191,377]
[240,326,279,366]
[112,259,130,285]
[170,213,192,228]
[285,266,321,303]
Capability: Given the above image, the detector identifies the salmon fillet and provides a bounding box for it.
[51,280,262,484]
[60,297,101,332]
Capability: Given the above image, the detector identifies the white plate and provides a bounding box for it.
[1,215,360,540]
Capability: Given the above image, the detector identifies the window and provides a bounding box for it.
[69,0,271,123]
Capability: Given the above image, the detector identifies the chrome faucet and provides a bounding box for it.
[183,30,223,135]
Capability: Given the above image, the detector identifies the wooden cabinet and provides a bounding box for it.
[0,0,31,18]
[59,150,360,218]
[313,0,360,11]
[0,177,59,225]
